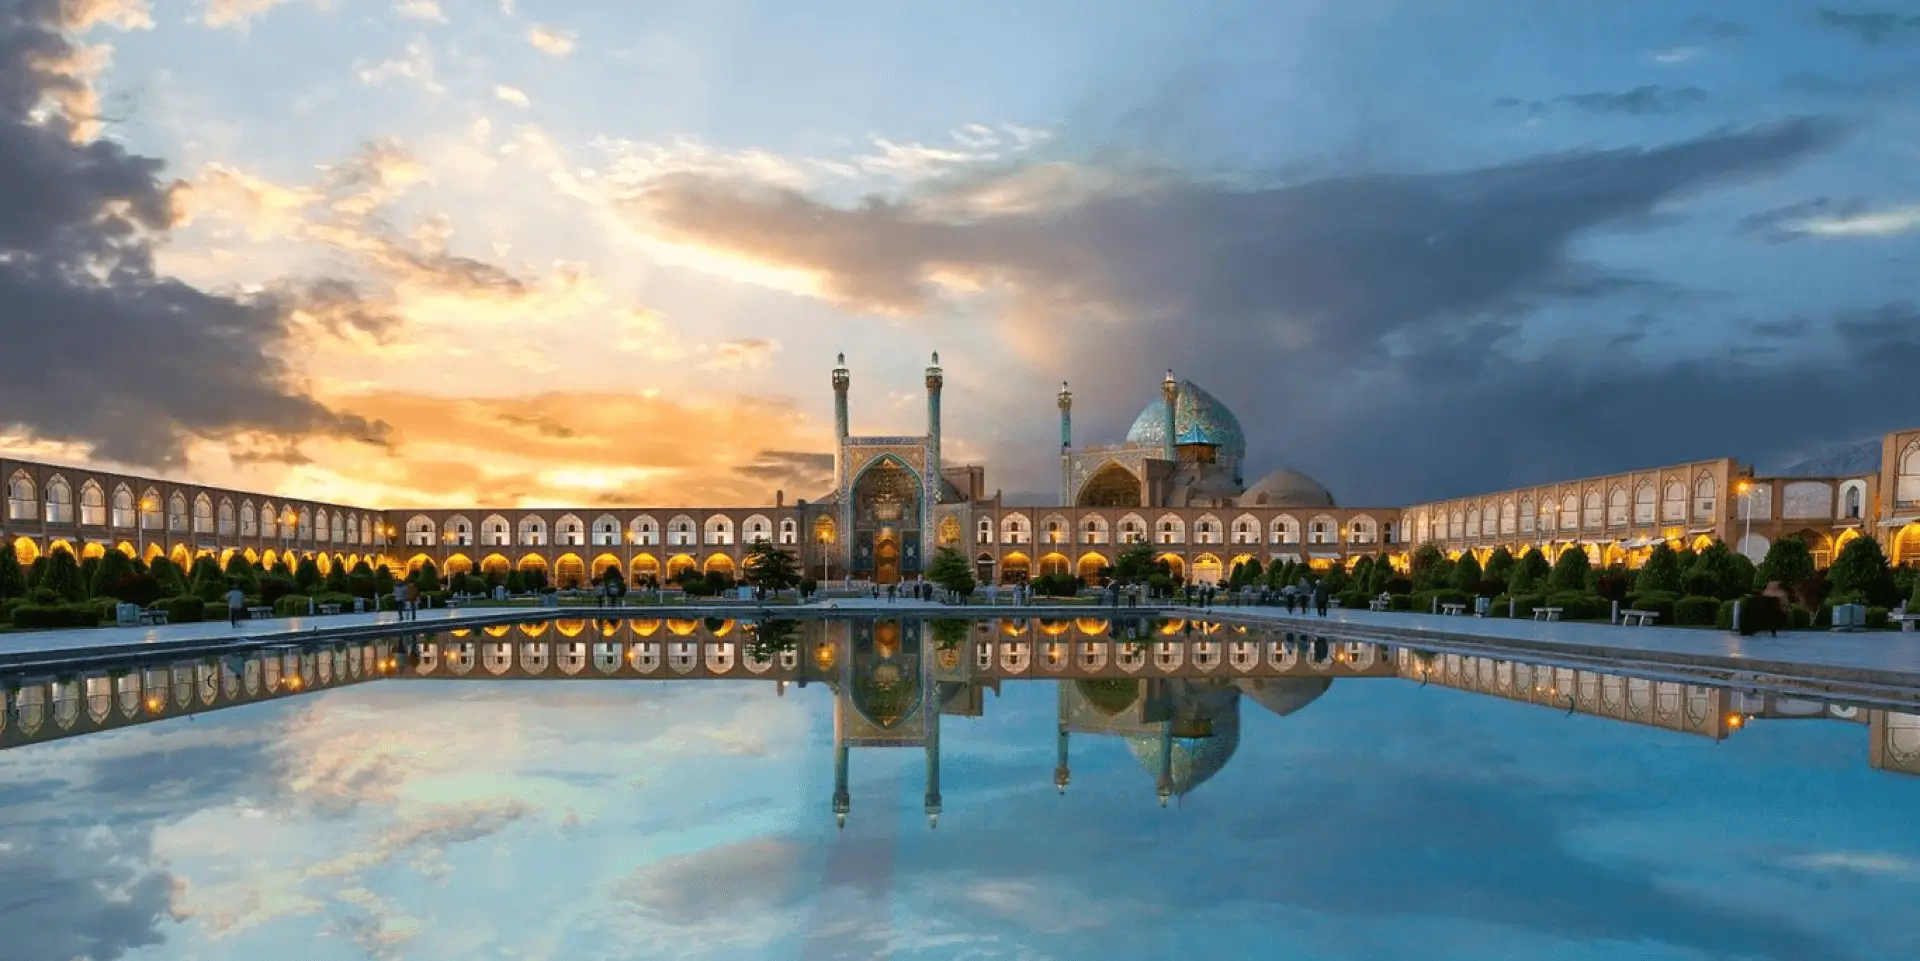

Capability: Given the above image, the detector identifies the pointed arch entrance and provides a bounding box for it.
[849,455,924,585]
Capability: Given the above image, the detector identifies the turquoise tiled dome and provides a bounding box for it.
[1127,380,1247,466]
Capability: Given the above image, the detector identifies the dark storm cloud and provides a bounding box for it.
[0,2,390,469]
[734,450,835,495]
[1495,85,1709,116]
[1816,8,1920,43]
[629,118,1863,501]
[1738,196,1870,242]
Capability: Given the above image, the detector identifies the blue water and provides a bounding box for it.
[1,653,1915,960]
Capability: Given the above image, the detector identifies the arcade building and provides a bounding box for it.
[4,355,1920,586]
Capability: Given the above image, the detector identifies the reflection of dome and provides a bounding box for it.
[1127,380,1247,467]
[1239,467,1336,508]
[1124,682,1241,799]
[1235,677,1331,718]
[1076,679,1142,717]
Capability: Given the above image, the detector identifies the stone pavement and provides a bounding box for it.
[1177,604,1920,685]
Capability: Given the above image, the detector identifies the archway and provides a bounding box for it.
[1000,551,1031,583]
[1192,553,1224,586]
[975,551,996,584]
[1155,552,1185,582]
[169,544,191,570]
[666,554,698,580]
[1037,552,1070,578]
[590,553,622,584]
[1077,551,1110,585]
[480,553,511,581]
[81,542,106,561]
[631,553,661,585]
[444,553,474,577]
[703,553,736,580]
[850,456,922,584]
[873,535,900,585]
[1894,524,1920,569]
[11,536,37,566]
[1077,462,1143,507]
[517,553,549,578]
[555,553,587,588]
[406,553,432,575]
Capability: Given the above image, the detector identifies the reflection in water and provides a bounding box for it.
[6,617,1919,827]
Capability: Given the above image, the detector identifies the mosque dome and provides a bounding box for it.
[1123,681,1242,799]
[1127,380,1247,467]
[1165,463,1243,508]
[1234,677,1332,718]
[1238,467,1336,509]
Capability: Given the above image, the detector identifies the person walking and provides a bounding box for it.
[227,582,246,627]
[1313,580,1330,619]
[392,581,408,620]
[405,581,420,621]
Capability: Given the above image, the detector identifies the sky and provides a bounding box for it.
[4,662,1920,960]
[2,0,1919,509]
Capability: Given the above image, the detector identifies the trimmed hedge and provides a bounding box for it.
[151,596,205,624]
[1410,589,1469,613]
[11,603,102,629]
[1544,591,1603,620]
[274,594,314,617]
[1625,591,1678,625]
[1336,590,1370,610]
[1674,596,1720,626]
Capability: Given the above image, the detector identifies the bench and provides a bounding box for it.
[1619,609,1660,627]
[1895,613,1920,633]
[1368,598,1390,612]
[1532,607,1563,622]
[1441,603,1467,616]
[247,606,273,620]
[138,609,170,626]
[318,603,343,615]
[445,597,464,609]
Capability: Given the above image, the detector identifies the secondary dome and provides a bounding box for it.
[1127,380,1246,466]
[1123,681,1242,800]
[1239,467,1336,509]
[1235,677,1332,719]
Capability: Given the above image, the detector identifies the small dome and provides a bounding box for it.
[1239,468,1336,509]
[1235,677,1331,718]
[1166,463,1242,508]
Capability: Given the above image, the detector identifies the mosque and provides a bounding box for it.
[5,354,1920,589]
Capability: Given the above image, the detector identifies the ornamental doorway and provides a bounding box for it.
[875,533,901,585]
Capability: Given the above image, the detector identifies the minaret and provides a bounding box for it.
[832,740,850,829]
[1160,370,1178,463]
[925,352,943,504]
[924,678,943,829]
[833,353,851,483]
[1053,723,1071,795]
[1057,381,1073,505]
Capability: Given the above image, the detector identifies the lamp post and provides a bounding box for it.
[138,496,155,559]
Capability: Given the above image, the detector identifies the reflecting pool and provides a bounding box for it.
[2,616,1917,960]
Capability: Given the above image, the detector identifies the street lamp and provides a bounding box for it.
[138,496,155,558]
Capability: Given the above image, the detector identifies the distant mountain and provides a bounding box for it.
[1768,438,1882,478]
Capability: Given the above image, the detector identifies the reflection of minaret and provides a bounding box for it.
[925,686,942,828]
[1057,381,1073,505]
[1155,721,1174,807]
[1160,370,1178,463]
[833,702,851,829]
[1054,723,1071,795]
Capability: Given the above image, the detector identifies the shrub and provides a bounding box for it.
[1594,573,1632,603]
[40,549,86,601]
[1625,591,1678,624]
[258,575,298,606]
[274,594,314,617]
[1758,537,1817,590]
[1030,573,1081,597]
[89,597,121,621]
[1866,606,1891,630]
[1674,595,1720,626]
[1469,578,1505,599]
[1829,536,1898,606]
[10,603,101,629]
[1716,599,1737,630]
[1548,549,1591,593]
[1336,589,1369,610]
[151,596,205,624]
[1449,553,1483,593]
[1638,544,1684,594]
[313,591,356,611]
[106,573,163,607]
[1410,588,1469,613]
[1545,591,1600,620]
[0,598,17,623]
[1383,577,1412,596]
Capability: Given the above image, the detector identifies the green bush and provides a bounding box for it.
[89,597,121,622]
[1625,592,1677,624]
[1716,599,1737,630]
[1388,594,1415,611]
[151,596,205,623]
[1866,606,1891,630]
[1548,549,1591,593]
[274,594,314,617]
[1544,591,1600,620]
[313,591,356,610]
[0,598,18,623]
[1336,589,1369,610]
[1674,595,1720,626]
[1410,589,1469,613]
[10,603,101,629]
[1789,604,1813,630]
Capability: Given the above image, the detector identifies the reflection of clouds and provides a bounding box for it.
[0,822,174,961]
[957,878,1115,934]
[1788,852,1919,878]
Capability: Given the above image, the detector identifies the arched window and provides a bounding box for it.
[217,498,236,535]
[260,503,278,538]
[518,516,548,546]
[779,518,797,545]
[169,493,190,532]
[556,515,585,546]
[239,500,257,536]
[1692,475,1717,521]
[407,515,436,546]
[483,515,511,546]
[111,486,135,528]
[43,476,73,524]
[976,518,993,545]
[593,515,621,546]
[1634,482,1656,524]
[1583,490,1603,529]
[1661,481,1686,522]
[6,471,36,521]
[79,481,106,527]
[1500,500,1517,534]
[1844,485,1863,519]
[1607,487,1627,526]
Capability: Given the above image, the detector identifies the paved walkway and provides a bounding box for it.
[1176,604,1920,683]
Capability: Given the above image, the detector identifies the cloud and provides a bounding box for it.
[1688,15,1750,39]
[494,84,530,106]
[1495,85,1709,116]
[394,0,444,23]
[1736,196,1920,241]
[0,3,392,470]
[732,450,835,497]
[354,40,444,93]
[614,117,1888,501]
[702,337,780,371]
[528,23,575,56]
[1816,8,1920,43]
[0,824,176,961]
[200,0,293,30]
[1650,46,1700,64]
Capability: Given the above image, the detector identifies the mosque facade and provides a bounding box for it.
[5,355,1920,584]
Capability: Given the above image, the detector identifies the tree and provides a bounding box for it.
[926,546,975,598]
[1638,543,1683,594]
[1233,556,1265,589]
[1911,573,1920,612]
[1322,565,1349,593]
[78,556,100,597]
[41,548,85,601]
[1547,547,1590,593]
[1757,536,1816,589]
[1509,548,1551,593]
[1483,547,1515,587]
[1366,557,1394,594]
[1828,536,1898,606]
[0,546,26,598]
[1348,556,1371,590]
[147,556,188,596]
[224,551,258,590]
[1450,552,1483,593]
[374,564,397,599]
[744,537,802,592]
[1409,544,1447,590]
[324,562,350,593]
[1111,545,1158,585]
[90,549,137,599]
[293,556,322,592]
[188,555,227,602]
[410,560,441,592]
